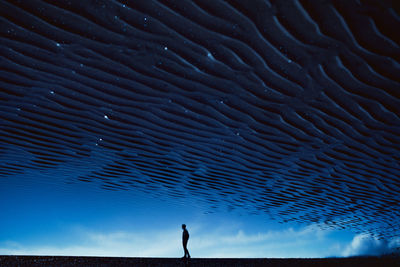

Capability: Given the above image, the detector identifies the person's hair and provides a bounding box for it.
[182,224,186,228]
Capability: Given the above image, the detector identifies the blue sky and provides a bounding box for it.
[1,170,398,258]
[1,0,399,259]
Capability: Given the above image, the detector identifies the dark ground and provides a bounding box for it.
[0,256,399,267]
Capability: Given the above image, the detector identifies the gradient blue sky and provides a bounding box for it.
[1,0,399,259]
[1,169,398,258]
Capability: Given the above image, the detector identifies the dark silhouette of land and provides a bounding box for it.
[0,256,399,267]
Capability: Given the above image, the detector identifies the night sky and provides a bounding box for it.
[1,0,399,257]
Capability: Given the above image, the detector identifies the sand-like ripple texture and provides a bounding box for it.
[0,0,399,239]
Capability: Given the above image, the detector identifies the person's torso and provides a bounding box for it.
[183,229,189,240]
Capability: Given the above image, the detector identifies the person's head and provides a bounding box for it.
[182,224,186,230]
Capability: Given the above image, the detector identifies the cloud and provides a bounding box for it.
[342,234,400,257]
[194,224,327,248]
[186,224,339,258]
[5,223,397,258]
[0,224,336,258]
[0,227,183,257]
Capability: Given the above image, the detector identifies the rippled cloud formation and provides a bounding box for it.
[0,0,399,242]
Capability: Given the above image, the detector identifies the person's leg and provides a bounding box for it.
[183,241,190,258]
[184,247,190,258]
[183,241,187,257]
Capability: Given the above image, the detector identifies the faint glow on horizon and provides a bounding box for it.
[2,224,394,258]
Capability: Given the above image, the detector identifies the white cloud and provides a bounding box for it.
[342,234,400,257]
[189,224,338,258]
[4,224,397,258]
[0,227,182,257]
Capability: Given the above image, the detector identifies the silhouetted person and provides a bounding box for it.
[182,224,190,258]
